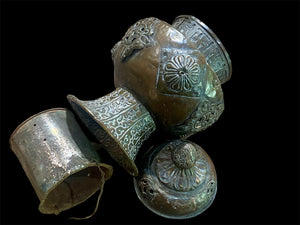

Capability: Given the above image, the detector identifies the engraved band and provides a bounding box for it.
[172,15,232,84]
[67,88,156,176]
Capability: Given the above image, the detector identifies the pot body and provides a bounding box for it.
[112,16,226,138]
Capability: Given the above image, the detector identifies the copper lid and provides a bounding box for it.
[134,140,217,219]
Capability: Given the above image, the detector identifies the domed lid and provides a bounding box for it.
[134,140,217,219]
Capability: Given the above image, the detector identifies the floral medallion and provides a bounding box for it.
[154,140,208,192]
[163,55,201,92]
[156,48,206,98]
[134,139,217,219]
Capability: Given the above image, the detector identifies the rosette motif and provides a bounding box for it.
[163,55,201,92]
[154,141,207,192]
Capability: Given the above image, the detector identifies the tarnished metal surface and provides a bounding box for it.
[134,140,217,219]
[9,108,113,215]
[8,15,231,220]
[172,15,232,84]
[112,16,227,137]
[67,88,156,176]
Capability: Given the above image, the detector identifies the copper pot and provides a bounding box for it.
[112,15,231,138]
[68,15,231,175]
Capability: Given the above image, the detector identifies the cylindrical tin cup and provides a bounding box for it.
[172,15,232,84]
[9,108,113,215]
[67,88,156,176]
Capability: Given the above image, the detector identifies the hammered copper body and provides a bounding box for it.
[67,15,230,176]
[112,16,231,138]
[9,108,113,215]
[134,140,217,219]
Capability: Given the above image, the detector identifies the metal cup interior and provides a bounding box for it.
[9,108,112,215]
[39,163,105,215]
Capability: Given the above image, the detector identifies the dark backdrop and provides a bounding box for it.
[1,1,299,224]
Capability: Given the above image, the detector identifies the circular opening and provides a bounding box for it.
[172,15,232,83]
[39,166,103,214]
[67,96,112,146]
[67,96,139,176]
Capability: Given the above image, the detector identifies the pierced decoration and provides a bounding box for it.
[134,140,217,219]
[10,15,231,220]
[138,177,157,201]
[112,17,160,61]
[174,98,224,138]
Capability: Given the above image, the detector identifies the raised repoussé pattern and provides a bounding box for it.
[172,15,231,84]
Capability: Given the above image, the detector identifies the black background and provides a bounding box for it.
[1,1,299,224]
